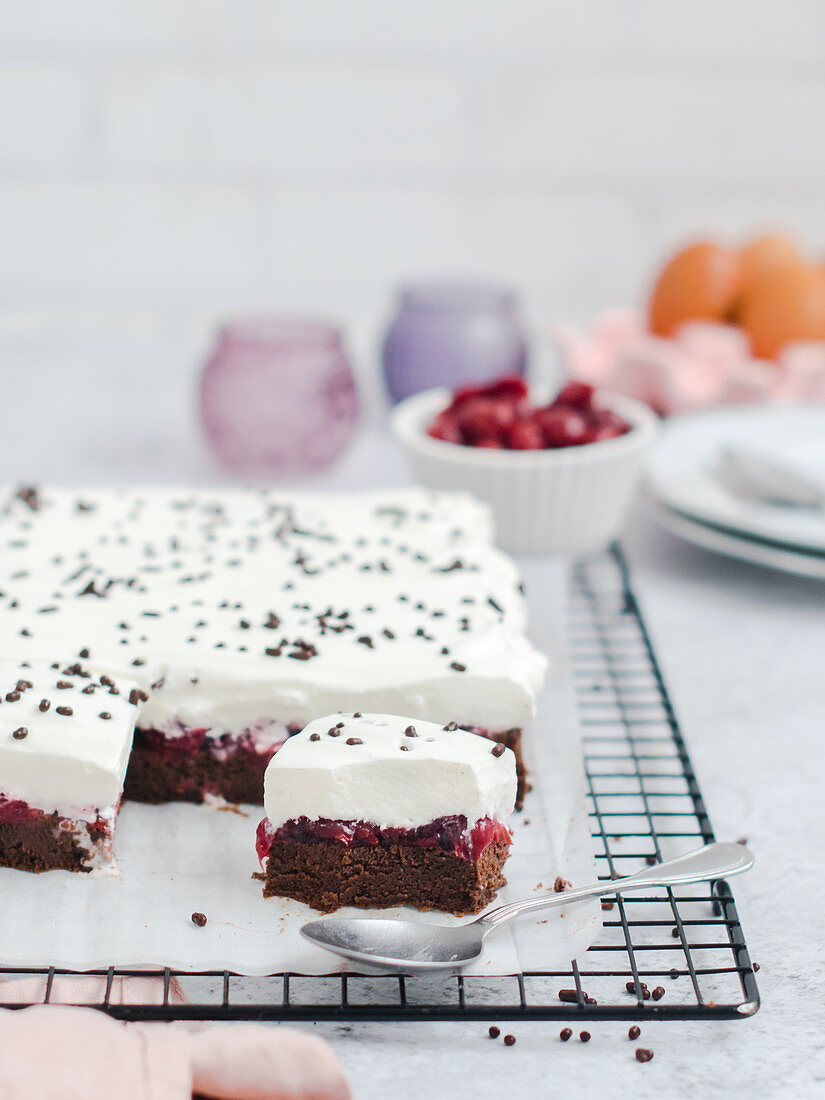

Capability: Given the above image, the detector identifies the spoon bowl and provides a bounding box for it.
[301,917,485,971]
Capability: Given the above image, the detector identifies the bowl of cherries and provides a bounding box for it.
[391,376,658,555]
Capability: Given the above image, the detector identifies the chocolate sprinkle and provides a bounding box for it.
[488,1026,500,1039]
[12,727,27,739]
[404,725,417,738]
[491,743,506,757]
[38,699,50,712]
[345,737,363,745]
[635,1049,654,1063]
[628,1026,641,1040]
[191,912,207,927]
[560,1028,572,1042]
[450,662,466,672]
[99,712,112,720]
[309,733,321,741]
[56,706,73,716]
[443,721,458,731]
[503,1035,516,1047]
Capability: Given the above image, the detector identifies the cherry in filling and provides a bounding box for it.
[0,795,112,841]
[256,813,511,865]
[135,724,298,766]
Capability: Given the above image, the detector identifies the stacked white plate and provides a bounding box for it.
[643,404,825,580]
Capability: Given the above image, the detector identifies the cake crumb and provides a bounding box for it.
[554,876,571,893]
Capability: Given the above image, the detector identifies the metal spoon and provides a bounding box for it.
[301,841,753,972]
[715,445,825,509]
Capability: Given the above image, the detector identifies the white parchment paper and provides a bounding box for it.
[0,560,600,976]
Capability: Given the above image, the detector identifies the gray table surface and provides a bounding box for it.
[2,342,823,1097]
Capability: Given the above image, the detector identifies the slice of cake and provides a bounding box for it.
[256,712,517,914]
[0,660,140,873]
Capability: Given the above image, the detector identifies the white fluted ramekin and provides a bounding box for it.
[391,387,659,556]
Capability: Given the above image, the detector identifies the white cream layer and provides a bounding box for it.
[0,660,138,818]
[263,712,517,832]
[0,487,547,732]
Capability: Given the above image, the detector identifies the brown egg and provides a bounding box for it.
[737,234,803,302]
[648,242,742,337]
[739,265,825,360]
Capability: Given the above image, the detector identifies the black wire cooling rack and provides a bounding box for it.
[0,545,759,1022]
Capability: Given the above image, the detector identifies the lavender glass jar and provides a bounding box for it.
[381,284,528,404]
[200,317,359,475]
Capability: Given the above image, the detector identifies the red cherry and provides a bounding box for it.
[506,419,545,450]
[536,406,589,447]
[590,421,627,441]
[594,408,630,430]
[427,412,462,443]
[449,384,485,409]
[456,397,516,442]
[554,381,595,410]
[483,375,529,401]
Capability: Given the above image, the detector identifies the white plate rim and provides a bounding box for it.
[643,490,825,581]
[645,403,825,553]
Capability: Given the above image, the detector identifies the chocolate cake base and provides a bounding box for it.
[262,839,510,914]
[0,817,93,873]
[124,732,272,805]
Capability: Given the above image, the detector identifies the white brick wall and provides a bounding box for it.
[0,0,822,386]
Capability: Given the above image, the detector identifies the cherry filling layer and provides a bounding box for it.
[135,725,299,766]
[0,795,112,841]
[256,814,511,865]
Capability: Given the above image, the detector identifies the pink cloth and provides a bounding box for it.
[188,1025,351,1100]
[0,980,351,1100]
[0,1006,191,1100]
[0,973,187,1006]
[555,309,825,415]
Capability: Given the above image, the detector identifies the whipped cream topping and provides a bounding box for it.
[0,659,139,819]
[0,486,546,734]
[263,712,517,832]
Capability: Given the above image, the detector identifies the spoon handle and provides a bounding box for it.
[479,842,753,930]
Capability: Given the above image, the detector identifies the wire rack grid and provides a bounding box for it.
[0,545,759,1022]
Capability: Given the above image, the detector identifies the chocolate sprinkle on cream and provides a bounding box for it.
[345,737,363,745]
[12,727,27,739]
[38,699,50,712]
[405,725,417,737]
[56,706,73,716]
[491,743,506,757]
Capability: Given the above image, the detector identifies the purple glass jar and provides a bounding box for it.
[381,284,528,404]
[200,316,359,475]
